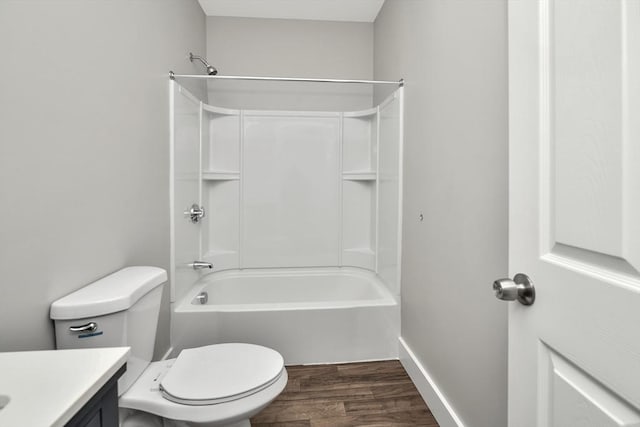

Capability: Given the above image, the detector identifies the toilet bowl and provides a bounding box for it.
[50,267,287,427]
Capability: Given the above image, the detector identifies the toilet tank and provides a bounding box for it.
[50,266,167,395]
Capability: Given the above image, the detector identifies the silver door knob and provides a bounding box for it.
[492,273,535,306]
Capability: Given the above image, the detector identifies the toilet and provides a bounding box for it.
[50,266,287,427]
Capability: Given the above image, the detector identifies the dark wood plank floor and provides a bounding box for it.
[251,360,440,427]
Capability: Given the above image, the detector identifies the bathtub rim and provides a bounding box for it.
[174,266,398,313]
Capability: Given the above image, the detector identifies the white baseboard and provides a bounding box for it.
[399,337,466,427]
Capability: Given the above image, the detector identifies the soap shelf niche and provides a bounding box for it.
[341,105,379,270]
[343,171,376,181]
[202,171,240,181]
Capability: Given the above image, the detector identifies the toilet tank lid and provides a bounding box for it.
[50,266,167,320]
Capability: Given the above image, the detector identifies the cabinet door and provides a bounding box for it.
[65,366,122,427]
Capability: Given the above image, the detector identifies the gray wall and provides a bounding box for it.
[0,0,206,357]
[206,16,373,79]
[374,1,509,426]
[205,17,374,111]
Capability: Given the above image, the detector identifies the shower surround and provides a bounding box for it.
[169,77,403,363]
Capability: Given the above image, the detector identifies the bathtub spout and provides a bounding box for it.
[189,261,213,270]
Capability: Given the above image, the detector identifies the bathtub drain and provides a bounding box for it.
[195,292,208,304]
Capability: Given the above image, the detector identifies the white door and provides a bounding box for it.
[506,0,640,425]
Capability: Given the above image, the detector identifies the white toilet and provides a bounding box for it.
[50,266,287,427]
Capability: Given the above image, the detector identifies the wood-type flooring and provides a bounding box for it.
[251,360,440,427]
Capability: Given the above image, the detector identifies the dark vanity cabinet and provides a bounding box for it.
[65,364,125,427]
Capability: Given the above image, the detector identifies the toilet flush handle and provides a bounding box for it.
[69,322,98,333]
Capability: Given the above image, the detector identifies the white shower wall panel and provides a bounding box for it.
[171,83,403,301]
[242,113,341,267]
[171,85,201,301]
[378,94,402,297]
[207,81,374,112]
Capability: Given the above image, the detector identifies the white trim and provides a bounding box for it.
[169,81,176,303]
[198,102,204,260]
[396,87,405,295]
[160,346,175,361]
[374,105,381,273]
[172,74,401,85]
[238,110,245,269]
[202,103,239,115]
[177,84,201,106]
[343,106,378,118]
[338,112,344,267]
[399,337,466,427]
[242,110,340,118]
[378,90,399,111]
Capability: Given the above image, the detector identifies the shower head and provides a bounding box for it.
[189,52,218,76]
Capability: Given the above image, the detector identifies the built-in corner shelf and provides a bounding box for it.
[202,104,239,116]
[202,171,240,181]
[343,107,377,118]
[343,171,376,181]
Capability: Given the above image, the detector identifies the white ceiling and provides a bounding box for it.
[198,0,386,23]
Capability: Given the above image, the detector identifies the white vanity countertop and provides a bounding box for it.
[0,347,129,427]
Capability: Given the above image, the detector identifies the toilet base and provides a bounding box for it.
[120,408,251,427]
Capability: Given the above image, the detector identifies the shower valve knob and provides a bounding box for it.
[184,204,205,223]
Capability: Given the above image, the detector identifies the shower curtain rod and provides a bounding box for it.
[169,71,403,86]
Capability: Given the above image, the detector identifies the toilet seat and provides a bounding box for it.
[119,343,288,426]
[160,343,285,405]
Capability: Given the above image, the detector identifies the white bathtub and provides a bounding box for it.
[171,267,399,364]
